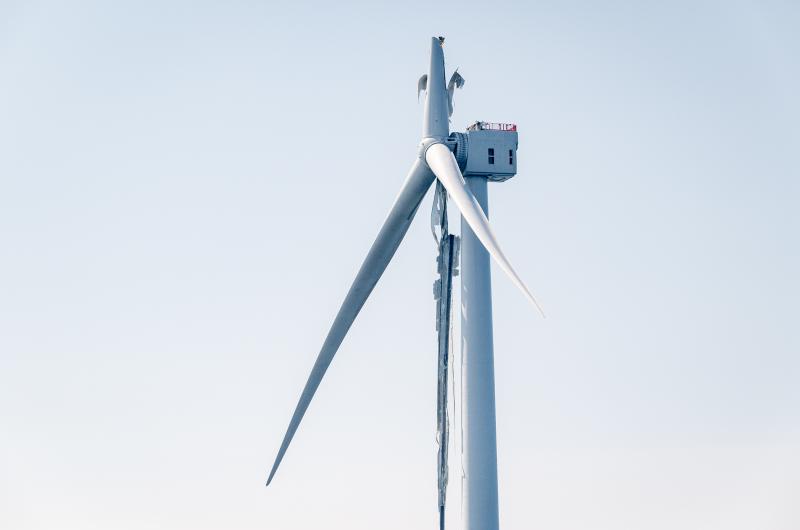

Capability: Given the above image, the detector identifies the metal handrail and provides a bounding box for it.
[466,121,517,132]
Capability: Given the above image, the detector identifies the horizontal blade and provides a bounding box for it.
[425,142,545,317]
[266,159,436,486]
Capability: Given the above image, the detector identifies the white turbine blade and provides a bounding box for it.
[425,143,545,317]
[266,159,436,486]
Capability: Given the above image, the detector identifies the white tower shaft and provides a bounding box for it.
[461,175,500,530]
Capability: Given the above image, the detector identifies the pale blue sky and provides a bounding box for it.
[1,1,798,529]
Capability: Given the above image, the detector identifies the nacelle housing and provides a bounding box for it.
[448,122,518,182]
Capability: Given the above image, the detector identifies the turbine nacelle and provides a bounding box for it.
[447,124,519,182]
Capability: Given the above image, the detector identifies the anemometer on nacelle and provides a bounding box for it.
[447,121,519,182]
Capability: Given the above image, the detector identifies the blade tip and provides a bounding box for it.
[266,465,278,487]
[527,293,546,319]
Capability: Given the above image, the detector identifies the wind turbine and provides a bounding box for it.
[267,37,542,530]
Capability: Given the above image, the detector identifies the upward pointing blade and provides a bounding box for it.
[266,159,436,486]
[425,143,545,317]
[423,37,449,139]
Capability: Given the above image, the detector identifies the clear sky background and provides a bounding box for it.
[1,1,798,529]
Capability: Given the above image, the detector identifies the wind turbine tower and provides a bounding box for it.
[266,37,542,530]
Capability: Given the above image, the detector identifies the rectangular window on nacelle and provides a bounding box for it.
[488,148,495,165]
[509,149,513,164]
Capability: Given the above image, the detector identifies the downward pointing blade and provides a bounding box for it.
[266,159,435,486]
[425,143,545,317]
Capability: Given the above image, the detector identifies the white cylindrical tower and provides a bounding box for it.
[461,175,500,530]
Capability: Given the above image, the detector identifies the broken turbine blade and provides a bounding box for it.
[446,69,464,118]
